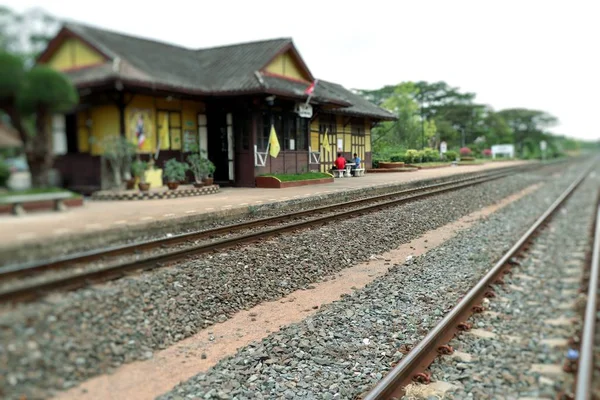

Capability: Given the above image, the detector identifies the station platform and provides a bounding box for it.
[0,161,526,250]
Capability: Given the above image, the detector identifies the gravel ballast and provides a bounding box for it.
[422,170,597,399]
[0,161,585,399]
[156,163,598,399]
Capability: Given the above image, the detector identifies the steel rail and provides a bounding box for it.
[363,162,595,400]
[575,204,600,399]
[0,164,536,280]
[0,165,536,303]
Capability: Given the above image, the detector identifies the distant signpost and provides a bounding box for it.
[491,144,515,159]
[540,140,547,160]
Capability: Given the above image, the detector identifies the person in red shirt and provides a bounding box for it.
[334,153,346,170]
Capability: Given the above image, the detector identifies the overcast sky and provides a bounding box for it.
[4,0,598,140]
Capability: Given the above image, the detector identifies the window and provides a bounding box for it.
[52,114,67,155]
[319,114,336,134]
[156,110,182,150]
[259,111,308,151]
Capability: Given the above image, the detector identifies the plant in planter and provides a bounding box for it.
[187,150,216,187]
[132,160,150,191]
[101,136,138,189]
[163,158,188,190]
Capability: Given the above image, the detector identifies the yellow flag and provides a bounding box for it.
[322,128,331,153]
[269,125,280,158]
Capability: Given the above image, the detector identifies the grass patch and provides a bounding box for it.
[0,187,80,199]
[260,172,332,182]
[411,161,452,168]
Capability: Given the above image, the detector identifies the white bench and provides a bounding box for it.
[332,169,346,178]
[0,192,72,216]
[354,168,366,176]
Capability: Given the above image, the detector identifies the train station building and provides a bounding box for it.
[38,23,395,191]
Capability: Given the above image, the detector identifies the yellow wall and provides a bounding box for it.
[265,51,310,81]
[365,119,371,152]
[46,37,105,71]
[76,94,205,155]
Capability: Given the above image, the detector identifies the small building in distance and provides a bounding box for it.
[37,23,396,191]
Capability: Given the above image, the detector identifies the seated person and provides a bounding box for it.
[351,153,361,176]
[333,153,346,171]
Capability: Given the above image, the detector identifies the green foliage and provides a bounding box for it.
[403,149,420,164]
[187,151,215,180]
[390,154,404,162]
[17,65,78,114]
[131,160,148,181]
[444,150,458,161]
[0,157,10,187]
[0,52,25,98]
[422,148,440,162]
[163,158,188,182]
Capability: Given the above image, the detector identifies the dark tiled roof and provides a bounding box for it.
[318,81,396,120]
[58,22,395,120]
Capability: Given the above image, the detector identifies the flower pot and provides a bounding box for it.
[167,181,179,190]
[193,181,204,188]
[202,177,214,186]
[125,178,136,190]
[138,182,150,191]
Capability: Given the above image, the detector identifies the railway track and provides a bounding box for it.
[0,161,566,303]
[574,197,600,399]
[362,161,596,400]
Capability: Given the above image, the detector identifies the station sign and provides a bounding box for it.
[295,103,313,118]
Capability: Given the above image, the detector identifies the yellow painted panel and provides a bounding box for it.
[170,129,182,150]
[365,119,371,152]
[89,105,120,156]
[47,39,73,70]
[46,37,104,71]
[265,54,284,75]
[157,111,170,150]
[265,51,309,81]
[344,133,352,152]
[77,127,90,153]
[76,111,90,153]
[72,39,104,67]
[310,132,319,150]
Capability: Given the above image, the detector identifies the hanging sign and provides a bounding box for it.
[440,141,447,153]
[295,103,313,118]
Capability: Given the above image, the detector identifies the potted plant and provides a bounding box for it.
[163,158,188,190]
[187,150,216,187]
[201,157,216,186]
[132,160,150,191]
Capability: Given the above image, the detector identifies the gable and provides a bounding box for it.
[44,37,106,71]
[264,51,311,82]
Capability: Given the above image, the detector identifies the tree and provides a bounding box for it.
[497,108,558,155]
[0,6,59,63]
[0,52,78,187]
[371,82,422,151]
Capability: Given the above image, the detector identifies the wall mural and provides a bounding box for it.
[128,108,154,153]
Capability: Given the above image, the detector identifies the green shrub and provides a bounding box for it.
[422,148,440,162]
[403,149,419,164]
[372,159,380,169]
[444,150,458,161]
[0,158,10,188]
[390,154,404,162]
